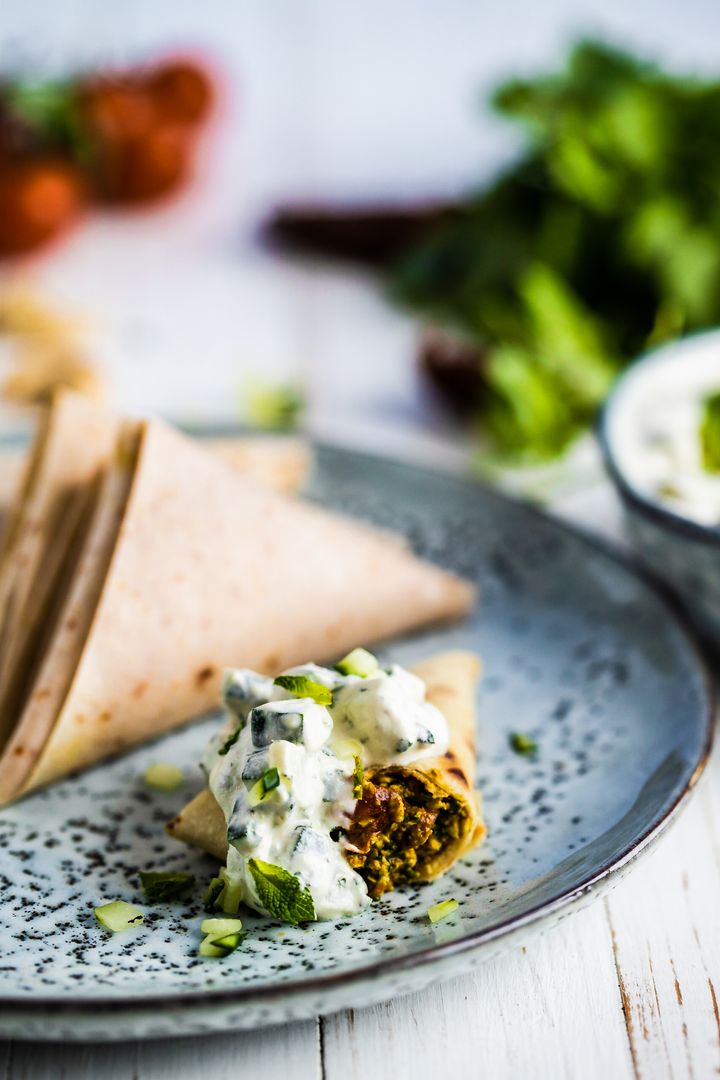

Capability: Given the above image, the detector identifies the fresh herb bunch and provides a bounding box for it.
[391,41,720,460]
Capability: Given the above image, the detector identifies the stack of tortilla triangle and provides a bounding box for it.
[0,393,473,805]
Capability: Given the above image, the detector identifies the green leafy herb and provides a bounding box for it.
[218,726,242,756]
[335,648,379,678]
[509,732,538,756]
[273,674,332,706]
[352,755,364,798]
[700,391,720,472]
[138,871,195,903]
[247,858,316,925]
[388,40,720,460]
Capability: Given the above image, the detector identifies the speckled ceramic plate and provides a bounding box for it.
[0,445,713,1041]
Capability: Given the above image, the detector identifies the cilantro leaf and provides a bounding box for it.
[273,675,332,706]
[247,858,316,925]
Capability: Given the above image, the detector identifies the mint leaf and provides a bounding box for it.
[248,858,316,924]
[701,391,720,473]
[273,675,332,706]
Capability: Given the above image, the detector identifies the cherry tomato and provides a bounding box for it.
[0,159,83,256]
[146,60,214,124]
[110,122,192,203]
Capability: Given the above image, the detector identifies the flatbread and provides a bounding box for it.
[0,422,473,802]
[0,393,119,744]
[166,651,486,888]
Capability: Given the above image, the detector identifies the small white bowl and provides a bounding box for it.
[599,330,720,647]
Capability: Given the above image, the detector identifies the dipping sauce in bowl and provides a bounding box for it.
[607,334,720,527]
[599,330,720,646]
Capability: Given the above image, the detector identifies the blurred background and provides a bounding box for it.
[1,0,719,493]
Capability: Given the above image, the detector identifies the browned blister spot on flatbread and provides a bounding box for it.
[195,665,215,688]
[13,746,24,756]
[99,711,111,723]
[448,766,468,786]
[132,681,148,700]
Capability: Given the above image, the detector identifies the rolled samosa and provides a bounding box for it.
[167,651,485,911]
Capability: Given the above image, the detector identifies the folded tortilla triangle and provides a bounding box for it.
[0,392,119,750]
[167,650,486,885]
[0,420,473,803]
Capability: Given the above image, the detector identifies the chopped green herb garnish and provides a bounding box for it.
[428,898,459,923]
[143,762,185,792]
[352,755,364,799]
[95,900,144,933]
[273,674,332,706]
[335,648,379,678]
[262,766,280,793]
[138,870,195,903]
[700,391,720,472]
[248,858,316,925]
[218,726,242,756]
[509,732,538,756]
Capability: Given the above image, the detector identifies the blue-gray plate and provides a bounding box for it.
[0,445,713,1041]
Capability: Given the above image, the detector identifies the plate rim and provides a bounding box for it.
[0,441,714,1019]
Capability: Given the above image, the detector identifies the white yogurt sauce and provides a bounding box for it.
[202,659,449,921]
[608,338,720,526]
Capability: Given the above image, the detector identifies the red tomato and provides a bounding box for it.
[0,159,83,256]
[76,76,197,204]
[146,60,214,124]
[112,122,192,203]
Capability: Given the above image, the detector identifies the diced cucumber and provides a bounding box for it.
[199,936,225,957]
[219,870,243,915]
[199,930,245,958]
[250,705,303,748]
[428,898,459,923]
[335,648,378,678]
[241,749,270,781]
[201,917,243,936]
[95,900,144,933]
[292,826,331,857]
[143,762,185,792]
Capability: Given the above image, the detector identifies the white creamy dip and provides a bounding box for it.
[608,338,720,526]
[202,658,449,921]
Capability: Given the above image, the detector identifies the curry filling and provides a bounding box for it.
[345,769,470,898]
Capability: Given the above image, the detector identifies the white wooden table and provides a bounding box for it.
[1,3,720,1075]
